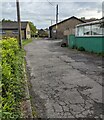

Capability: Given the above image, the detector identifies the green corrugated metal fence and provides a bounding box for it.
[68,34,104,53]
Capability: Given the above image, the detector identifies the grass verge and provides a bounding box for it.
[22,39,32,46]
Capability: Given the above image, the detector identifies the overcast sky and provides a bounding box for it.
[1,0,104,29]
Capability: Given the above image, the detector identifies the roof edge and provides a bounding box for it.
[49,16,86,28]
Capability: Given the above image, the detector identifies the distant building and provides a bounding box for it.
[49,16,86,39]
[38,29,48,38]
[0,21,31,39]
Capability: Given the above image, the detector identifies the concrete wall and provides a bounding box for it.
[68,34,104,53]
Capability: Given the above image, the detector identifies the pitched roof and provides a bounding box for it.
[49,16,86,28]
[76,19,102,27]
[101,17,104,20]
[0,21,29,30]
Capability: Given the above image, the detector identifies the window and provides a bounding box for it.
[0,30,6,34]
[12,30,18,34]
[3,31,6,34]
[84,25,91,35]
[53,30,56,33]
[0,30,2,34]
[77,26,84,36]
[76,21,104,36]
[92,24,103,35]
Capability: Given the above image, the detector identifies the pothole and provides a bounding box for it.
[77,85,93,91]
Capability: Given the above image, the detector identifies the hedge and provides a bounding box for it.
[0,38,25,119]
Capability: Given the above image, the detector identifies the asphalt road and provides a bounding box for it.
[24,39,103,119]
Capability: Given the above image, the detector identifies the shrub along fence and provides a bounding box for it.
[67,34,104,53]
[0,38,25,119]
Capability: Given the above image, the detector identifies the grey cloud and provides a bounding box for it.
[2,2,17,20]
[1,1,103,28]
[2,0,102,2]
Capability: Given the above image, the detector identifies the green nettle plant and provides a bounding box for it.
[0,38,25,119]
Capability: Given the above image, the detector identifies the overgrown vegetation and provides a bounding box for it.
[0,38,25,119]
[29,22,37,37]
[72,45,77,49]
[77,47,85,51]
[97,52,104,57]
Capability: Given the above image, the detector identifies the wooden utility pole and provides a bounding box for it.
[56,4,58,24]
[16,0,22,48]
[56,4,58,39]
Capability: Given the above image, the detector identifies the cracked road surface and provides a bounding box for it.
[24,39,103,119]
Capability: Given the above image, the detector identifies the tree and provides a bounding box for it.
[81,17,85,20]
[38,29,48,38]
[2,19,12,22]
[29,22,37,37]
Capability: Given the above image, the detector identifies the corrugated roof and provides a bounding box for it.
[76,19,102,27]
[0,21,29,30]
[84,19,99,23]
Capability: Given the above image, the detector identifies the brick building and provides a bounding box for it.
[0,21,31,39]
[49,16,85,39]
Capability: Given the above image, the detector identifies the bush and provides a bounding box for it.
[97,52,104,57]
[72,45,77,49]
[0,38,25,119]
[78,47,85,51]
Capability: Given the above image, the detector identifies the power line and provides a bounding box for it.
[47,0,54,7]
